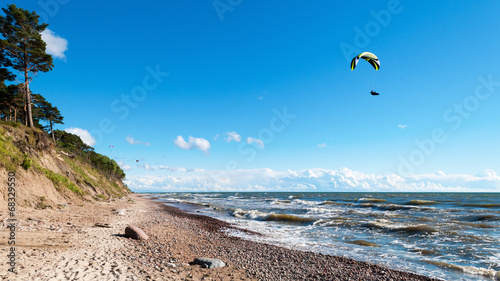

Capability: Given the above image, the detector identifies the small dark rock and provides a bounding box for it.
[190,257,226,268]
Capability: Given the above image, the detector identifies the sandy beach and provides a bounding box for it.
[0,194,438,280]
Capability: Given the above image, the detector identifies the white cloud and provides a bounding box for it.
[124,167,500,193]
[126,135,151,146]
[137,164,188,172]
[64,127,96,146]
[41,29,68,60]
[475,169,497,178]
[174,136,192,150]
[225,131,241,142]
[247,137,264,148]
[317,143,327,148]
[398,124,407,129]
[174,136,211,154]
[117,161,132,171]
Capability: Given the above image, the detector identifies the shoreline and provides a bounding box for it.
[150,196,438,281]
[0,194,439,280]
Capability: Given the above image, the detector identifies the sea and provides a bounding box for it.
[152,192,500,281]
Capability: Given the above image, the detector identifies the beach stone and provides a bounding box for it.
[191,258,226,268]
[116,209,126,215]
[124,225,149,240]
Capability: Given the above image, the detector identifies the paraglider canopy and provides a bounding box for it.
[350,52,380,71]
[350,52,381,95]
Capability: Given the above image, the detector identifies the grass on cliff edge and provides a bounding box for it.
[0,125,22,171]
[42,168,85,197]
[1,121,128,199]
[63,156,126,198]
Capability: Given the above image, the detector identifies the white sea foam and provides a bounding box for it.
[232,208,269,220]
[292,199,320,206]
[423,260,500,280]
[306,207,340,216]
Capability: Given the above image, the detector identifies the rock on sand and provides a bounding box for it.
[125,225,149,240]
[191,258,226,268]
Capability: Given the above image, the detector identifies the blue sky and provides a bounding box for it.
[7,0,500,191]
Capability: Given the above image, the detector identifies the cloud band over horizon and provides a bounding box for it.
[124,167,500,193]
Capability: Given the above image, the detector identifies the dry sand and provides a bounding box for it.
[0,194,439,281]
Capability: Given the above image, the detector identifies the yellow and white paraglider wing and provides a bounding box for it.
[350,52,380,71]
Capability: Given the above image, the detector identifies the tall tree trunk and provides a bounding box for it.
[24,104,27,126]
[25,71,34,128]
[50,119,55,142]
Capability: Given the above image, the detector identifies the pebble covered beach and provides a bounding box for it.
[0,194,439,280]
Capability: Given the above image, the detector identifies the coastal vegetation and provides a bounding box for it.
[0,4,129,205]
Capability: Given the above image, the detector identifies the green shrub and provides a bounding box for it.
[21,154,32,170]
[66,183,84,196]
[3,121,20,128]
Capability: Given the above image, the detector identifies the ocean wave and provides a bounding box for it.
[461,203,500,209]
[406,200,438,206]
[358,203,421,212]
[306,207,348,217]
[266,214,316,224]
[232,208,269,220]
[358,198,387,203]
[158,197,182,202]
[192,193,221,198]
[423,260,500,280]
[461,214,499,222]
[366,219,438,234]
[313,217,357,227]
[455,221,495,229]
[378,204,432,212]
[231,209,316,224]
[270,199,292,205]
[345,240,381,247]
[409,248,440,256]
[291,199,320,206]
[320,200,345,206]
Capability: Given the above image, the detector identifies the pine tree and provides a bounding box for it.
[0,84,23,121]
[32,93,63,141]
[0,4,54,128]
[0,50,14,83]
